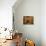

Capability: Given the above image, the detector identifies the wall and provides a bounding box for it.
[41,0,46,46]
[13,0,41,46]
[0,0,46,46]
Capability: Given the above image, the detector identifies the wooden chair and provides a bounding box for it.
[13,33,23,46]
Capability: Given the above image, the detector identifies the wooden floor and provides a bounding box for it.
[0,39,16,46]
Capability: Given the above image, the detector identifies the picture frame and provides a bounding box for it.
[23,16,34,24]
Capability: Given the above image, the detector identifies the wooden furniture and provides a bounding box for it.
[13,33,23,46]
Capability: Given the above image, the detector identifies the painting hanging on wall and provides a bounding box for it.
[23,16,34,24]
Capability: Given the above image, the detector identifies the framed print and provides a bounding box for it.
[23,16,34,24]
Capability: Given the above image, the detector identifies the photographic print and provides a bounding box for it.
[23,16,34,24]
